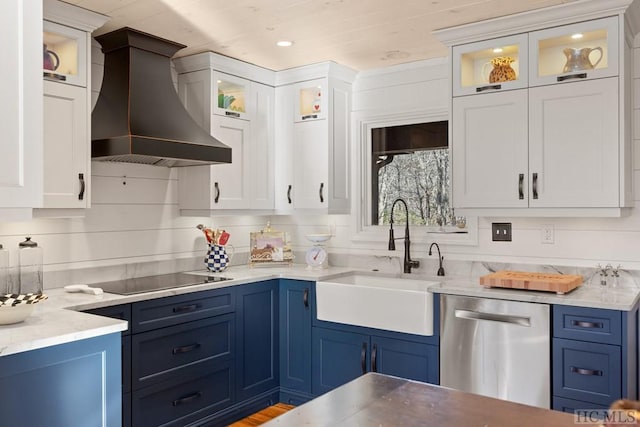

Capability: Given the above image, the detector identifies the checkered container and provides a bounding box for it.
[205,244,230,272]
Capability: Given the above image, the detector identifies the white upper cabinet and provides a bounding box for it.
[529,16,618,87]
[175,52,275,214]
[528,77,619,207]
[275,68,354,214]
[437,0,636,217]
[0,0,42,219]
[452,34,528,97]
[38,0,107,216]
[452,89,529,208]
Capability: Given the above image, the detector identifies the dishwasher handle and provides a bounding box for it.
[455,309,531,327]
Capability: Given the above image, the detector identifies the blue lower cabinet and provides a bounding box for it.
[279,279,313,401]
[132,360,234,427]
[312,327,370,395]
[123,392,132,427]
[553,338,621,406]
[0,333,121,427]
[236,280,279,401]
[371,336,439,384]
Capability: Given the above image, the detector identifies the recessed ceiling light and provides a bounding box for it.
[493,48,503,53]
[571,33,583,39]
[277,40,293,47]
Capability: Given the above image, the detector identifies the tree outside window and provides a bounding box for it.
[372,121,463,229]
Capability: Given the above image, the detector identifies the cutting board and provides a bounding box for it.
[479,270,583,294]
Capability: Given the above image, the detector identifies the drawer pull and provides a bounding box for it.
[476,84,502,93]
[172,391,202,406]
[371,343,378,373]
[571,366,603,376]
[361,342,367,375]
[172,304,200,314]
[571,320,603,329]
[172,343,201,355]
[557,73,587,82]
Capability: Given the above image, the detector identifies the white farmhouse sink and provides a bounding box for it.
[316,273,437,336]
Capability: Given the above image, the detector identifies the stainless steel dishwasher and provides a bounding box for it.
[440,294,550,408]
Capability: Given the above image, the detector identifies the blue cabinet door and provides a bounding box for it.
[279,279,312,394]
[0,334,121,427]
[371,336,439,385]
[236,280,279,401]
[312,327,369,395]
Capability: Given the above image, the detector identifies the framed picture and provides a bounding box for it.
[249,229,294,266]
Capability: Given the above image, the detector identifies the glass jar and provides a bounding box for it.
[0,244,11,295]
[19,237,43,295]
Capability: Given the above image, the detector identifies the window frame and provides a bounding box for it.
[351,108,478,247]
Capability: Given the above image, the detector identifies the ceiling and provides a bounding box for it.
[68,0,577,71]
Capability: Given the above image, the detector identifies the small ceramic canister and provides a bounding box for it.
[205,244,234,272]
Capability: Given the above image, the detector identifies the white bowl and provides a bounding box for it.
[0,304,35,325]
[306,234,332,243]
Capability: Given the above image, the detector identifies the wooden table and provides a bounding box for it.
[264,373,576,426]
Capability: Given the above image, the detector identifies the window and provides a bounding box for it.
[371,121,465,230]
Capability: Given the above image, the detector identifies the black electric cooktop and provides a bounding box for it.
[96,272,232,295]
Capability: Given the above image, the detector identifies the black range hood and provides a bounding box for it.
[91,27,231,167]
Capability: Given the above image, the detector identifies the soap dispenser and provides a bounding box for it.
[19,237,43,295]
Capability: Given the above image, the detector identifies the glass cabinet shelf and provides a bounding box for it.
[213,72,249,120]
[43,20,86,87]
[529,16,618,86]
[294,79,327,122]
[452,34,528,97]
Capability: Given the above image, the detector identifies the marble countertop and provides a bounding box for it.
[0,265,353,357]
[1,264,638,358]
[428,277,640,311]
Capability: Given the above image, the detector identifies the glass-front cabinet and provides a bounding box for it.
[293,79,327,122]
[213,72,250,120]
[43,20,86,87]
[529,16,618,86]
[452,34,528,97]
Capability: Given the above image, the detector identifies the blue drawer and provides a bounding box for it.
[553,338,621,406]
[553,396,608,415]
[131,360,234,427]
[132,313,235,390]
[85,303,132,335]
[132,286,235,333]
[553,305,621,345]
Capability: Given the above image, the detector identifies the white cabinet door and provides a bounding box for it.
[528,77,619,207]
[293,120,328,209]
[209,115,251,209]
[0,0,42,213]
[250,82,274,210]
[43,81,88,208]
[274,85,295,212]
[452,90,529,208]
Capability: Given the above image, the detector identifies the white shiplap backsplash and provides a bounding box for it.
[2,37,640,290]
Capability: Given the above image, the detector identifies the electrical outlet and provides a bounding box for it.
[491,223,512,242]
[541,224,554,244]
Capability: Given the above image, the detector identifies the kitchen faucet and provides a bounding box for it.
[428,242,445,276]
[388,198,420,273]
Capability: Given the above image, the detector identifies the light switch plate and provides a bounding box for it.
[492,223,512,242]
